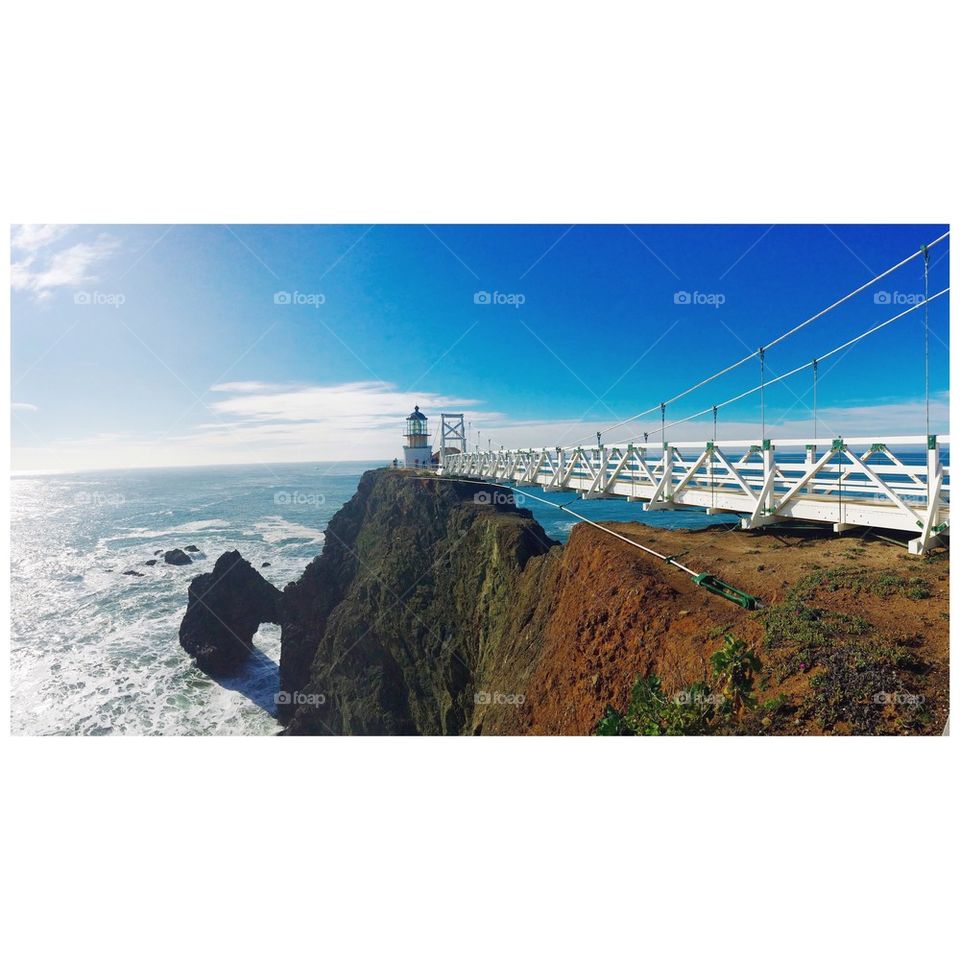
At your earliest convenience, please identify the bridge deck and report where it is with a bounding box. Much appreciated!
[441,435,950,553]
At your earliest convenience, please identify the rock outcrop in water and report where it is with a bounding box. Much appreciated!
[179,550,283,675]
[164,548,193,566]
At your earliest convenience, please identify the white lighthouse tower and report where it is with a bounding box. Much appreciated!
[402,405,433,469]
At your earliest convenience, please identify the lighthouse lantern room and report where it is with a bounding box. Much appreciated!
[402,405,433,468]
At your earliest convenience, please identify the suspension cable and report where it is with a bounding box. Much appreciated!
[759,347,766,441]
[711,406,717,509]
[812,359,818,443]
[412,474,760,608]
[565,230,949,448]
[413,475,699,574]
[630,286,949,441]
[923,244,930,437]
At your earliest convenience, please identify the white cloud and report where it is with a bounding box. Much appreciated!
[12,402,39,413]
[11,232,120,301]
[208,380,485,425]
[209,381,275,393]
[11,224,73,252]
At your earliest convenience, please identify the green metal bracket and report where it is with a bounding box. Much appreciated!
[749,444,761,454]
[832,437,845,452]
[805,444,817,451]
[693,573,758,610]
[870,443,886,452]
[928,435,937,450]
[626,444,634,453]
[762,439,772,451]
[706,441,715,451]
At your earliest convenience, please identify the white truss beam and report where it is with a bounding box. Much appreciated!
[439,434,951,554]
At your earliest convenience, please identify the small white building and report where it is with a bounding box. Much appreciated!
[402,405,433,468]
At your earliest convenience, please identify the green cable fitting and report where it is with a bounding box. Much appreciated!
[693,573,758,610]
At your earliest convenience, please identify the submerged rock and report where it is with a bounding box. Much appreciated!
[122,569,145,577]
[179,550,283,675]
[185,545,200,552]
[143,559,158,566]
[261,561,271,567]
[164,548,192,566]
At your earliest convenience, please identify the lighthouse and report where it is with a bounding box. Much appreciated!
[402,405,433,468]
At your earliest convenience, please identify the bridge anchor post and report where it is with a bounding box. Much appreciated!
[909,435,948,555]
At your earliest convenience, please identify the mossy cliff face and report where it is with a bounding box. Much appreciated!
[279,470,557,734]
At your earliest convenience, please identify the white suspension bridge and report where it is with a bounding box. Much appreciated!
[436,233,950,555]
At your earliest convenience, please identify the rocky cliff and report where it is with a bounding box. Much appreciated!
[180,468,949,735]
[278,470,557,733]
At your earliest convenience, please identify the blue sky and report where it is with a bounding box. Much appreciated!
[11,223,949,471]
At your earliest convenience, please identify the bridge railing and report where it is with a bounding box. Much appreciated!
[441,435,950,554]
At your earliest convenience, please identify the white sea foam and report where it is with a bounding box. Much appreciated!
[110,518,231,542]
[250,516,326,545]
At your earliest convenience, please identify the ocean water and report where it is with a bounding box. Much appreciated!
[9,461,745,736]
